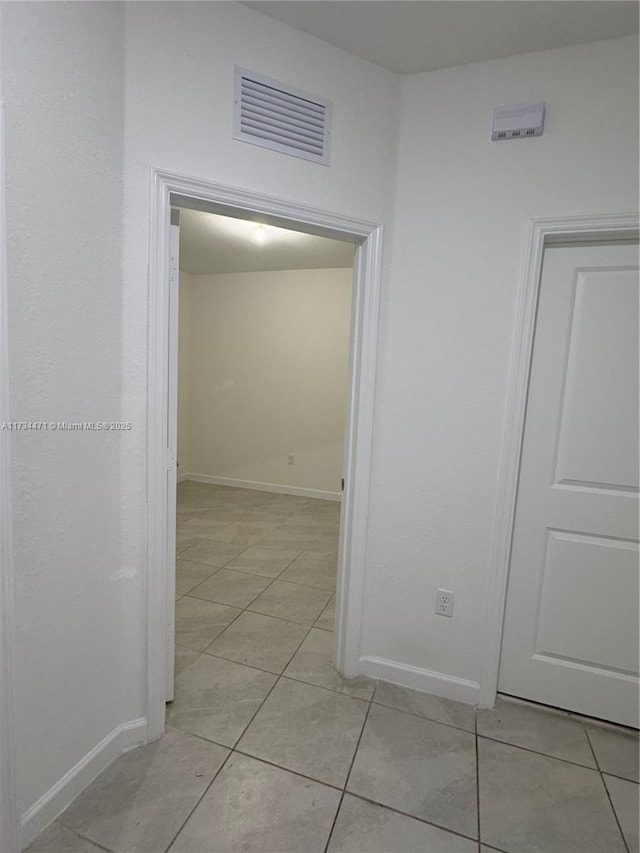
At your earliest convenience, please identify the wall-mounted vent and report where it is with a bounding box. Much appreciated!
[491,102,545,141]
[233,67,331,166]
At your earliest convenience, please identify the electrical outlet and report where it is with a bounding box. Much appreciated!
[435,589,455,617]
[287,454,295,465]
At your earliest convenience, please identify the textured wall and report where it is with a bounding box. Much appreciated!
[1,1,131,817]
[365,35,639,688]
[119,0,399,745]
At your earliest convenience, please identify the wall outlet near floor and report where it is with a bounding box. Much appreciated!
[287,454,295,465]
[435,589,455,617]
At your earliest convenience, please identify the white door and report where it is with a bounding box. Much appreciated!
[499,241,639,727]
[165,212,180,702]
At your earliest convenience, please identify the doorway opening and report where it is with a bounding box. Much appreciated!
[146,171,383,739]
[171,206,355,701]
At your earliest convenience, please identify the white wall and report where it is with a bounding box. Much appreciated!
[180,268,352,495]
[364,35,639,694]
[0,0,139,835]
[120,0,399,761]
[0,4,399,837]
[177,271,192,480]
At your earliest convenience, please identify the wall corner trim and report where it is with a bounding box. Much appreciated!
[360,655,480,706]
[478,210,640,711]
[20,717,147,849]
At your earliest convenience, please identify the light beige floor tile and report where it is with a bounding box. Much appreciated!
[478,737,626,853]
[58,729,228,853]
[291,508,340,526]
[285,629,374,699]
[587,724,640,781]
[225,544,302,577]
[24,823,104,853]
[182,508,252,526]
[327,794,477,853]
[206,611,308,674]
[175,596,240,651]
[245,509,297,524]
[315,595,335,631]
[279,551,337,590]
[167,654,276,746]
[205,521,280,545]
[175,533,203,556]
[373,681,476,732]
[178,539,248,568]
[347,703,477,837]
[175,558,217,595]
[248,580,332,625]
[477,697,595,766]
[238,678,367,787]
[604,773,639,852]
[174,644,200,676]
[259,526,337,551]
[189,569,272,608]
[170,753,340,853]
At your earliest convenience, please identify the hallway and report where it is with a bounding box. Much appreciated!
[24,485,638,853]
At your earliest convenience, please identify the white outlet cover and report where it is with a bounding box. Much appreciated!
[436,589,455,617]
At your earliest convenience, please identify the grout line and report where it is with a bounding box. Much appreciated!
[476,732,607,771]
[342,695,373,793]
[343,791,482,845]
[199,621,314,680]
[69,827,115,853]
[163,748,235,853]
[231,748,344,793]
[279,671,374,701]
[322,790,345,853]
[585,726,631,853]
[323,690,375,853]
[369,697,476,735]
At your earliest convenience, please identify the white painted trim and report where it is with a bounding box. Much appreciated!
[20,718,147,849]
[0,101,19,853]
[478,211,640,710]
[147,169,383,737]
[181,473,341,502]
[361,655,480,706]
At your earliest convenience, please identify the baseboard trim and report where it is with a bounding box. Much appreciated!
[177,471,188,484]
[182,473,342,502]
[20,717,147,848]
[360,655,480,706]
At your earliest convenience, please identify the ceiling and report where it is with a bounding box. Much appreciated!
[178,208,355,275]
[245,1,638,75]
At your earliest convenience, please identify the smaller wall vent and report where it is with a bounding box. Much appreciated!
[233,67,331,166]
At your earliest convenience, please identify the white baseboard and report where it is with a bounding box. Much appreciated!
[20,717,147,848]
[177,471,188,484]
[360,655,480,706]
[182,473,342,502]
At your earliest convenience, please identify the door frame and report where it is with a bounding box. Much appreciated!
[0,101,19,853]
[146,168,384,739]
[478,210,639,709]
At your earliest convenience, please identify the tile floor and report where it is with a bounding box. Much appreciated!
[27,483,639,853]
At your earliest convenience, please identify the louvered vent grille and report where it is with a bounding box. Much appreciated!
[234,68,331,166]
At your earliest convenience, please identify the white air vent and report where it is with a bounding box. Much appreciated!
[233,67,331,166]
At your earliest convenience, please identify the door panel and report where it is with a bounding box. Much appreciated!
[499,242,639,726]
